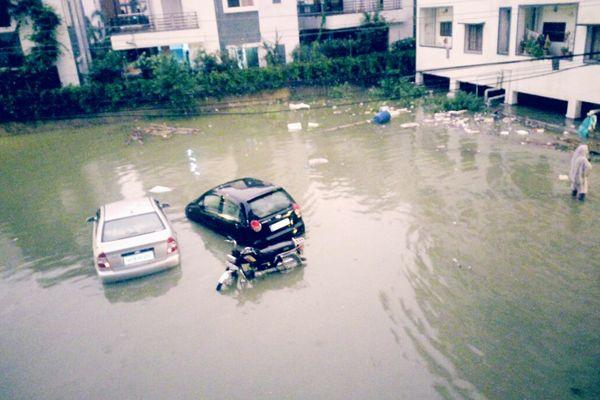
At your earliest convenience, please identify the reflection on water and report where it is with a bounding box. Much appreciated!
[0,105,598,400]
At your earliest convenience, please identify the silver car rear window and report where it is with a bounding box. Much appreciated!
[249,190,292,218]
[102,212,165,242]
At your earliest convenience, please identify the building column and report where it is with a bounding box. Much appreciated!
[415,72,424,85]
[447,79,459,98]
[566,99,582,119]
[505,89,518,105]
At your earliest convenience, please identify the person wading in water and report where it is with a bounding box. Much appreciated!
[569,144,592,201]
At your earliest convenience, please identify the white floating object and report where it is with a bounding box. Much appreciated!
[558,174,569,181]
[516,130,529,136]
[500,131,510,136]
[186,149,193,156]
[308,158,329,166]
[536,128,545,133]
[563,130,569,135]
[483,117,494,124]
[400,122,420,128]
[289,102,310,110]
[307,122,320,129]
[149,185,172,194]
[436,145,446,150]
[448,110,467,115]
[287,122,302,132]
[464,128,480,134]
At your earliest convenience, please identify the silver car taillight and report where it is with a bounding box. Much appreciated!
[167,237,178,254]
[97,253,111,269]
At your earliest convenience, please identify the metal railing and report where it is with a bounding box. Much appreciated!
[298,0,402,15]
[108,12,198,35]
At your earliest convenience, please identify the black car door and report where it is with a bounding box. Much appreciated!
[198,193,223,230]
[219,198,243,238]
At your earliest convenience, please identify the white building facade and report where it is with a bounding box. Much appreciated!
[297,0,414,46]
[102,0,300,66]
[416,0,600,119]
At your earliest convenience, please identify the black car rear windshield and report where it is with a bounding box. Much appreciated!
[248,190,293,218]
[102,212,165,242]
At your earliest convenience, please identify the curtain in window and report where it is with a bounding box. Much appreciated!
[466,24,483,52]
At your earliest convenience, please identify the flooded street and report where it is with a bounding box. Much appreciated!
[0,104,598,399]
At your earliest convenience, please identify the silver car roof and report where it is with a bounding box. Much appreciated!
[103,197,156,221]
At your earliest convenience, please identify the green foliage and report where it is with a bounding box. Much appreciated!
[329,82,355,99]
[149,55,197,112]
[519,34,548,58]
[9,0,61,72]
[89,51,124,83]
[424,91,485,113]
[194,50,239,74]
[372,77,426,106]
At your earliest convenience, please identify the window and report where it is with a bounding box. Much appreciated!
[273,0,281,3]
[102,213,165,242]
[227,0,254,7]
[440,21,452,37]
[543,22,566,42]
[586,25,600,62]
[465,24,483,53]
[249,190,293,218]
[229,46,259,68]
[420,7,453,48]
[0,0,10,27]
[0,32,23,68]
[221,199,241,222]
[203,194,221,214]
[497,8,511,55]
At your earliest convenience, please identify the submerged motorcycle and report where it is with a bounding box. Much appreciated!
[216,237,306,291]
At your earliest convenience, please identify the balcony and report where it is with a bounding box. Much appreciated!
[108,12,199,35]
[298,0,402,16]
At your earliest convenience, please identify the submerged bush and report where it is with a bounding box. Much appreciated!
[424,91,485,113]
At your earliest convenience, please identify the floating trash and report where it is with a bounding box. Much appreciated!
[287,122,302,132]
[500,131,510,136]
[400,122,420,128]
[558,174,569,181]
[149,186,172,194]
[289,103,310,110]
[307,122,320,129]
[516,130,529,136]
[308,158,329,166]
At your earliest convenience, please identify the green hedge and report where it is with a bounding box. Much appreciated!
[0,42,418,121]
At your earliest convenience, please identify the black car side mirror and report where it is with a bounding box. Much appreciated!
[161,203,171,209]
[86,216,97,223]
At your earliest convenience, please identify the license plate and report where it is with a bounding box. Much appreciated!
[269,218,290,232]
[123,250,154,265]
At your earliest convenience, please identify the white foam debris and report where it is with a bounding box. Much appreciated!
[483,117,494,124]
[287,122,302,132]
[500,131,510,136]
[558,174,569,181]
[149,186,172,194]
[517,130,529,136]
[448,110,467,116]
[400,122,420,128]
[289,102,310,110]
[563,130,569,135]
[536,128,545,133]
[307,122,320,129]
[464,127,480,134]
[308,158,329,166]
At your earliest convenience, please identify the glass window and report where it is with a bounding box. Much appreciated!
[249,190,293,218]
[497,8,511,55]
[203,194,221,214]
[221,199,241,222]
[465,24,483,53]
[102,213,165,242]
[246,47,259,68]
[543,22,566,42]
[588,26,600,61]
[227,0,253,7]
[440,21,452,37]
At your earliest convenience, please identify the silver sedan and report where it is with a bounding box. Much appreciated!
[87,197,180,283]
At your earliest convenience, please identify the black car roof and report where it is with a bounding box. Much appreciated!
[211,178,281,204]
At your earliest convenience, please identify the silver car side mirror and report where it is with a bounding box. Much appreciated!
[86,216,97,223]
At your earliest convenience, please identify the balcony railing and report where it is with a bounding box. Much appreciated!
[298,0,402,16]
[108,12,198,35]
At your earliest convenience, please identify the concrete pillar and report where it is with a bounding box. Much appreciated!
[415,72,424,85]
[505,90,519,105]
[566,99,582,119]
[447,79,459,98]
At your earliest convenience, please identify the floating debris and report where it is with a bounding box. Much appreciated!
[516,130,529,136]
[149,186,172,194]
[128,124,201,143]
[558,174,569,181]
[289,102,310,110]
[400,122,420,128]
[307,122,320,129]
[500,131,510,136]
[483,117,494,124]
[464,127,480,134]
[287,122,302,132]
[321,120,370,133]
[308,158,329,166]
[448,110,468,116]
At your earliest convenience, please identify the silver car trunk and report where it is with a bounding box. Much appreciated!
[99,231,170,270]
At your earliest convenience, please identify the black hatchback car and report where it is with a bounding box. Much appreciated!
[185,178,305,246]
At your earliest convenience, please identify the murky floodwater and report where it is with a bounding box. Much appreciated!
[0,103,598,400]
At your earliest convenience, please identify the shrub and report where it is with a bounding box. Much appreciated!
[424,91,485,112]
[88,51,124,83]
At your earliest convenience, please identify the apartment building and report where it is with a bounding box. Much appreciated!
[416,0,600,119]
[0,0,90,86]
[100,0,300,66]
[297,0,414,46]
